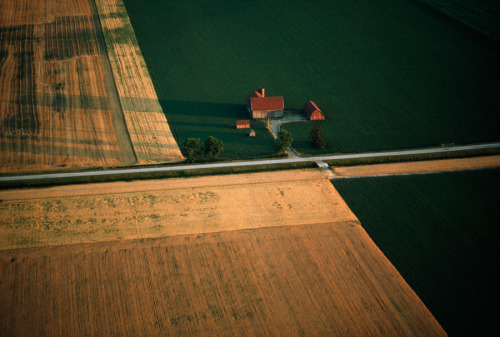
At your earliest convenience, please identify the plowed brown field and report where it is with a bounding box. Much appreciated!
[0,169,446,336]
[94,0,184,164]
[0,0,136,173]
[0,0,182,173]
[0,224,447,337]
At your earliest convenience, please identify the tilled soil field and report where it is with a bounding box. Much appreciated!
[0,0,136,173]
[0,223,446,337]
[94,0,183,164]
[0,0,183,173]
[0,169,446,336]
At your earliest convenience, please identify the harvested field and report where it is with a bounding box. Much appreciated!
[0,0,137,173]
[0,222,446,337]
[94,0,183,164]
[0,169,447,335]
[332,155,500,178]
[0,169,357,250]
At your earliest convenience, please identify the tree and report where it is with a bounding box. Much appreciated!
[181,138,202,163]
[311,121,326,150]
[275,129,293,155]
[203,136,224,159]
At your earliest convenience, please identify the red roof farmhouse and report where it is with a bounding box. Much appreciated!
[303,100,325,120]
[247,88,284,119]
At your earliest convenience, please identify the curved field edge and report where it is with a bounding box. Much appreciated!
[332,169,500,336]
[93,0,184,164]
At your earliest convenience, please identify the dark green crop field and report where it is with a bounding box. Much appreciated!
[123,0,500,158]
[332,169,500,337]
[420,0,500,40]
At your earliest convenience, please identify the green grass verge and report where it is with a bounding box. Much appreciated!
[332,169,500,337]
[0,162,316,189]
[123,0,500,158]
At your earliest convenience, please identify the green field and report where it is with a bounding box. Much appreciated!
[123,0,500,158]
[332,169,500,337]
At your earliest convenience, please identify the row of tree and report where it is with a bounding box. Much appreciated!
[180,122,326,162]
[275,121,326,155]
[181,136,224,163]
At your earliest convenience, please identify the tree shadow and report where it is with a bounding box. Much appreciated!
[158,99,276,159]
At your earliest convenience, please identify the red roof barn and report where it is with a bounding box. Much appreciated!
[247,88,284,119]
[303,100,325,120]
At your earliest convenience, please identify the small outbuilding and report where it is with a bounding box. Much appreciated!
[303,100,325,120]
[236,120,251,129]
[249,129,256,137]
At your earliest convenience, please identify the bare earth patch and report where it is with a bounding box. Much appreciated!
[332,155,500,178]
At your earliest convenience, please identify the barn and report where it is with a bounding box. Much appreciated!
[250,96,284,119]
[303,100,325,120]
[236,120,250,129]
[247,88,284,119]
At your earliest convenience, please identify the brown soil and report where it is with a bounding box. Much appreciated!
[0,221,446,337]
[0,0,137,173]
[332,155,500,178]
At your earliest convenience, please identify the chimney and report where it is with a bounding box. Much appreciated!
[259,88,265,97]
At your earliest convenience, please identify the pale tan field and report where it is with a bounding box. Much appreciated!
[332,155,500,178]
[0,170,356,250]
[0,222,446,337]
[0,0,137,173]
[94,0,184,164]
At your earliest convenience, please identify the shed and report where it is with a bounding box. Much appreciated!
[249,129,256,137]
[303,100,325,120]
[236,120,250,129]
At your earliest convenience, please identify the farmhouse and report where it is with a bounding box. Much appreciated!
[236,120,250,129]
[247,88,284,119]
[303,100,325,120]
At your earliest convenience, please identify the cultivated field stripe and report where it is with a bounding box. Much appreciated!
[93,0,184,164]
[0,0,136,173]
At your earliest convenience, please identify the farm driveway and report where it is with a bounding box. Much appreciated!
[267,111,307,158]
